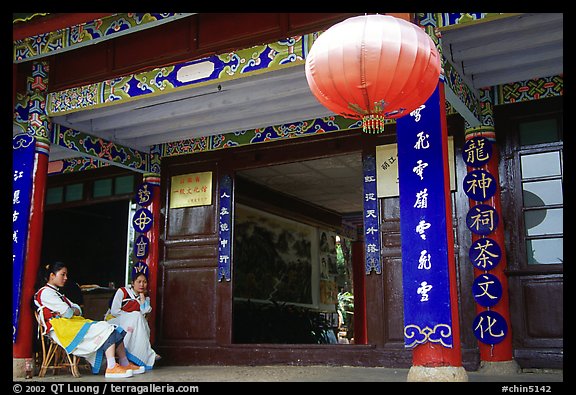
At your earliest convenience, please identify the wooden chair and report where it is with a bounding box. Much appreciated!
[34,310,81,377]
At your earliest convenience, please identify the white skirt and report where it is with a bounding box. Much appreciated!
[107,311,157,370]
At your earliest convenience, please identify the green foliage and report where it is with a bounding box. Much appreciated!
[338,291,354,321]
[337,291,354,340]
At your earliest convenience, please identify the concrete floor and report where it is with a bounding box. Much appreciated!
[15,364,563,383]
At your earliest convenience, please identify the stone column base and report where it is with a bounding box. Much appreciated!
[407,365,469,382]
[478,360,520,375]
[13,358,28,379]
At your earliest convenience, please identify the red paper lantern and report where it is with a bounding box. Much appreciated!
[305,14,441,134]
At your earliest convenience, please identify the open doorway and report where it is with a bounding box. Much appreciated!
[40,199,134,319]
[232,153,362,344]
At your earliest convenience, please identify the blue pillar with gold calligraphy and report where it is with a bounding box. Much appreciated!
[396,79,464,373]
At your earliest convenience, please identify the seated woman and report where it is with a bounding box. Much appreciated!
[104,263,158,371]
[34,261,142,378]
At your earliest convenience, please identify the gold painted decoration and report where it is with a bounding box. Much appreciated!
[170,171,213,208]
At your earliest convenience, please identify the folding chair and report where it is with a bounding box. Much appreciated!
[34,310,81,377]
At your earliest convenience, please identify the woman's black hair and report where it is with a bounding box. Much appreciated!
[131,271,148,283]
[32,261,69,311]
[130,262,149,283]
[36,261,67,288]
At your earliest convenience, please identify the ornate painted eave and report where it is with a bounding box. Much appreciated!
[13,13,50,24]
[160,115,364,158]
[51,124,150,173]
[442,61,482,127]
[42,13,525,121]
[418,13,483,127]
[45,34,314,117]
[40,15,490,134]
[13,13,195,63]
[14,12,563,175]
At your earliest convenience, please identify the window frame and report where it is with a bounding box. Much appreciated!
[45,167,140,210]
[498,99,563,274]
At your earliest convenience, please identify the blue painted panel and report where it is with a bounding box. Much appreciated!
[12,134,35,342]
[397,83,454,349]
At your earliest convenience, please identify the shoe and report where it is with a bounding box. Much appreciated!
[155,354,162,361]
[105,363,133,378]
[125,362,145,374]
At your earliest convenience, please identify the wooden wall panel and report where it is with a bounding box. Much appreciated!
[159,158,221,347]
[287,13,357,33]
[364,195,405,348]
[44,13,362,92]
[365,273,386,346]
[160,266,217,342]
[113,18,192,71]
[511,275,563,346]
[379,197,405,347]
[197,13,281,50]
[51,41,111,87]
[523,278,563,340]
[383,257,405,344]
[164,242,217,262]
[166,200,216,238]
[508,274,563,368]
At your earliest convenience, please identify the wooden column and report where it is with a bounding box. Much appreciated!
[462,86,516,373]
[143,160,161,344]
[465,124,515,364]
[13,61,50,367]
[351,240,367,344]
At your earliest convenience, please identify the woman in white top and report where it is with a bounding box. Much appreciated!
[34,262,141,378]
[105,264,158,371]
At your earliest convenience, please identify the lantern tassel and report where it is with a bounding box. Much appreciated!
[362,114,386,134]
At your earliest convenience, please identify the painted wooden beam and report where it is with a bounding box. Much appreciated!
[51,124,150,173]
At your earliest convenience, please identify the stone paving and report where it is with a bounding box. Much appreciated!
[14,364,563,383]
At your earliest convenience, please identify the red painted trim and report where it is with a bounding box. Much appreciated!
[439,81,463,366]
[412,81,463,367]
[13,64,17,110]
[469,148,514,361]
[145,183,161,345]
[13,152,49,358]
[13,13,114,41]
[352,241,367,344]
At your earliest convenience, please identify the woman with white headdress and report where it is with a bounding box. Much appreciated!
[104,262,159,371]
